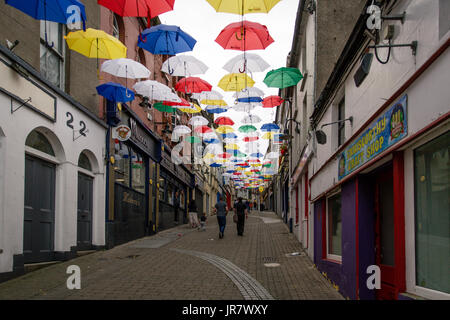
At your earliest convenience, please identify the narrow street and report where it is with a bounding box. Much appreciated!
[0,211,342,300]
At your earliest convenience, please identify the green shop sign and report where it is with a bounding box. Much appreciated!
[338,94,407,180]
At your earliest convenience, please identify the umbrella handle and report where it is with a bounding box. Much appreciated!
[139,33,147,43]
[235,30,244,41]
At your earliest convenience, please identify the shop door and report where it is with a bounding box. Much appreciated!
[374,168,396,299]
[77,173,93,250]
[23,155,55,263]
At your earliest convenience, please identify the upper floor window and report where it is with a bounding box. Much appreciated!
[338,97,345,147]
[112,14,125,43]
[40,21,64,88]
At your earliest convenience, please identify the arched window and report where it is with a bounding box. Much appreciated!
[78,152,92,171]
[25,130,55,156]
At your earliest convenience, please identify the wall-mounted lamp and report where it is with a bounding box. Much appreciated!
[315,116,353,145]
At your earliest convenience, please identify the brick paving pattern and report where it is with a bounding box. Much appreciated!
[0,211,343,300]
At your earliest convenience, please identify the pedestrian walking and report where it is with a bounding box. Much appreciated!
[214,195,228,239]
[199,212,207,231]
[234,197,248,236]
[249,201,253,212]
[188,199,200,228]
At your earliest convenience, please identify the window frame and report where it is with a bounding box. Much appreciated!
[325,189,343,262]
[337,97,345,147]
[40,21,65,89]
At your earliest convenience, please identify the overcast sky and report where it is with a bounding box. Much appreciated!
[160,0,299,156]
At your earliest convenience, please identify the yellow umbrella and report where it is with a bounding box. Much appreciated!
[216,125,235,134]
[262,132,275,139]
[216,158,228,164]
[218,73,255,92]
[206,0,281,15]
[203,153,215,159]
[225,143,239,150]
[179,104,202,113]
[65,28,127,76]
[200,99,228,106]
[250,163,262,167]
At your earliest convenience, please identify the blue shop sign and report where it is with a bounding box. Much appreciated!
[338,94,407,180]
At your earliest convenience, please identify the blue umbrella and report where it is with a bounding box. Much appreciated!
[261,123,280,132]
[138,24,197,55]
[221,132,238,139]
[96,82,135,103]
[210,163,222,168]
[250,152,264,158]
[205,107,228,114]
[204,138,220,144]
[237,97,263,103]
[5,0,87,46]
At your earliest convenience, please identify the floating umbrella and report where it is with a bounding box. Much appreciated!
[194,125,213,134]
[233,102,257,113]
[161,55,208,76]
[178,104,202,114]
[204,138,220,144]
[201,99,227,106]
[218,73,255,92]
[217,152,232,159]
[216,126,234,134]
[243,136,259,142]
[172,125,192,141]
[223,137,238,143]
[242,114,262,124]
[225,143,239,150]
[238,125,257,133]
[263,67,304,89]
[153,102,176,113]
[260,123,280,131]
[250,152,264,158]
[96,82,135,103]
[265,151,279,158]
[175,77,212,93]
[221,132,238,139]
[234,87,264,98]
[205,106,229,114]
[262,95,284,108]
[133,80,179,102]
[210,163,222,168]
[215,116,234,126]
[65,28,127,75]
[138,24,197,55]
[101,58,150,93]
[205,0,281,14]
[164,98,190,107]
[189,115,209,126]
[98,0,174,19]
[215,21,274,51]
[191,90,223,101]
[6,0,87,47]
[223,53,270,73]
[262,132,275,139]
[237,96,263,103]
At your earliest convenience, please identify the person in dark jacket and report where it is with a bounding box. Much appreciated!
[214,195,228,239]
[234,197,248,236]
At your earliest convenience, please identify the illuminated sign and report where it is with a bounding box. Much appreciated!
[338,94,407,180]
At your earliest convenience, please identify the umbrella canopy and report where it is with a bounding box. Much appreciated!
[153,102,176,113]
[205,0,281,14]
[217,152,232,159]
[175,77,212,93]
[225,143,240,150]
[215,21,274,51]
[215,116,234,126]
[161,55,208,76]
[189,116,209,126]
[262,95,284,108]
[260,123,280,131]
[200,99,227,106]
[172,125,191,135]
[178,104,202,113]
[204,138,220,144]
[133,80,179,101]
[101,58,150,79]
[234,87,264,98]
[239,125,257,133]
[191,90,223,101]
[250,152,264,158]
[263,67,304,89]
[216,126,234,134]
[265,152,279,159]
[205,106,229,114]
[96,82,134,103]
[138,24,197,55]
[65,28,127,60]
[218,73,255,92]
[242,114,262,124]
[223,53,270,73]
[232,102,257,113]
[210,163,223,168]
[164,97,190,107]
[237,96,263,103]
[98,0,174,18]
[194,125,213,134]
[243,136,259,142]
[262,132,275,139]
[221,132,238,139]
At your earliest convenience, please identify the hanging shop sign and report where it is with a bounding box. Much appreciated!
[290,145,312,186]
[338,94,408,180]
[112,125,131,141]
[128,117,158,159]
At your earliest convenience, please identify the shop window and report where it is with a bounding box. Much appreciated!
[114,143,130,187]
[78,152,92,171]
[159,178,166,201]
[167,183,174,205]
[326,191,342,261]
[180,190,185,209]
[414,131,449,293]
[131,150,145,194]
[25,130,55,156]
[40,21,64,88]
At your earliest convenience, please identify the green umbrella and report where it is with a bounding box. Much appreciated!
[153,102,176,113]
[263,67,303,89]
[238,125,257,133]
[186,136,201,143]
[263,163,272,168]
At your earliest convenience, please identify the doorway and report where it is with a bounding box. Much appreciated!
[77,172,93,250]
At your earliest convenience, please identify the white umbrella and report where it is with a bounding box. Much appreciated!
[101,58,150,79]
[205,105,230,113]
[189,115,209,126]
[133,80,180,102]
[232,102,257,112]
[242,114,262,124]
[222,137,238,143]
[171,125,192,142]
[191,90,223,101]
[233,87,265,99]
[265,152,280,159]
[161,55,208,76]
[223,53,270,73]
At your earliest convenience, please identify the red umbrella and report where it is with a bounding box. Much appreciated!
[248,159,261,163]
[262,95,284,108]
[217,152,232,159]
[175,77,212,93]
[163,97,190,106]
[215,116,234,126]
[215,21,274,51]
[194,125,213,134]
[233,172,242,175]
[243,136,259,142]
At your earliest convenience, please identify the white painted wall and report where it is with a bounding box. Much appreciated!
[0,53,106,274]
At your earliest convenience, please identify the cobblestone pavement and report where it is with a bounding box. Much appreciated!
[0,211,343,300]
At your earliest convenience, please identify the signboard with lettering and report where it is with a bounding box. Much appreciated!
[338,94,407,180]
